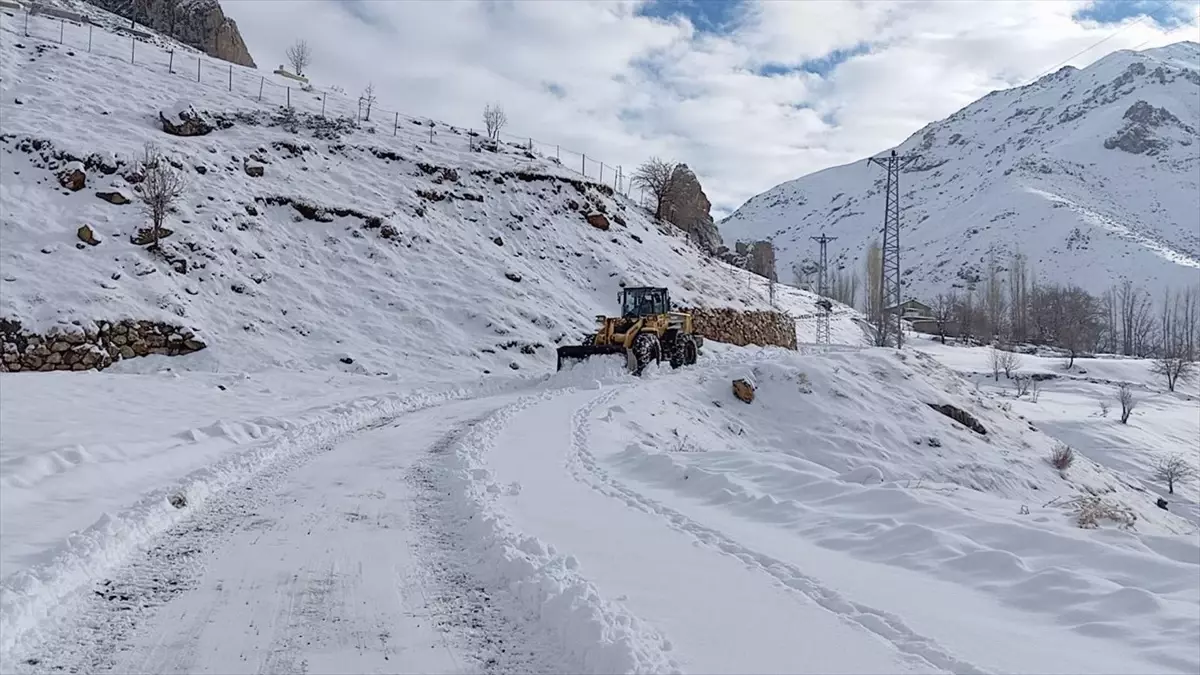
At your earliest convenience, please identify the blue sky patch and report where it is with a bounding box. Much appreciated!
[636,0,749,34]
[1073,0,1195,28]
[757,42,871,78]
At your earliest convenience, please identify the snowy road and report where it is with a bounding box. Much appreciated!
[5,393,566,675]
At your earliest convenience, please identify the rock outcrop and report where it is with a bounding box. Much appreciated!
[1103,100,1195,156]
[91,0,256,68]
[680,307,796,350]
[663,164,722,253]
[0,318,206,372]
[717,240,777,281]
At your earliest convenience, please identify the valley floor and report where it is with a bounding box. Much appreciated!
[1,344,1197,674]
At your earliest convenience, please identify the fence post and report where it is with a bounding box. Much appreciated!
[196,57,201,82]
[23,9,28,36]
[287,86,291,108]
[556,145,560,161]
[393,112,398,136]
[59,18,63,44]
[600,163,604,182]
[258,76,264,102]
[130,37,135,64]
[581,154,586,176]
[320,92,326,118]
[428,121,434,143]
[168,50,173,73]
[228,64,232,91]
[88,25,92,52]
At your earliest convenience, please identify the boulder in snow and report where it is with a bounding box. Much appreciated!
[732,378,755,404]
[159,101,213,137]
[59,162,86,191]
[243,160,264,178]
[76,225,100,246]
[95,188,132,205]
[505,271,522,283]
[586,213,610,230]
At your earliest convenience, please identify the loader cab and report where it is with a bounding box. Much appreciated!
[619,287,670,318]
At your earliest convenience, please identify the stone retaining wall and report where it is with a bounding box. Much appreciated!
[0,318,206,372]
[681,307,797,351]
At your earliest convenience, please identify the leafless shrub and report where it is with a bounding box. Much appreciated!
[1014,375,1032,397]
[1097,399,1110,417]
[140,143,185,249]
[1116,383,1136,424]
[1029,378,1041,403]
[285,38,311,76]
[1049,442,1075,471]
[992,347,1021,379]
[483,103,507,140]
[358,82,376,121]
[1153,454,1197,494]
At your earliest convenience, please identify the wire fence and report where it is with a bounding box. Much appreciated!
[5,8,651,202]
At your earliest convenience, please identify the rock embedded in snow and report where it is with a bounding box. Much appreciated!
[242,160,264,178]
[732,378,755,404]
[94,188,131,205]
[58,162,85,191]
[586,213,610,231]
[76,225,100,246]
[159,103,214,137]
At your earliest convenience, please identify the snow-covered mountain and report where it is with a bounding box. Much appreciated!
[720,41,1200,303]
[0,4,848,379]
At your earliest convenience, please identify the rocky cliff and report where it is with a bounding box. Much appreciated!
[663,164,722,253]
[88,0,256,67]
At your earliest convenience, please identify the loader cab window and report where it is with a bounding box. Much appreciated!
[620,288,669,317]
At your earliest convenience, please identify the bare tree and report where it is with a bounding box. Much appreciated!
[983,246,1006,340]
[286,39,311,76]
[630,157,681,220]
[1153,454,1196,494]
[864,240,884,344]
[1116,280,1155,356]
[1008,250,1029,343]
[483,103,507,141]
[955,287,978,344]
[1116,382,1136,424]
[830,269,859,307]
[1014,375,1032,397]
[139,143,185,249]
[932,292,956,344]
[989,346,1004,381]
[358,82,376,121]
[1155,285,1199,392]
[1028,377,1041,402]
[1000,347,1021,378]
[1152,355,1196,393]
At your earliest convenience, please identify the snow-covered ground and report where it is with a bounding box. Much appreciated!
[1,5,1197,675]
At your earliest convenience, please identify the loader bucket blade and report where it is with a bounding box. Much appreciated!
[556,345,626,371]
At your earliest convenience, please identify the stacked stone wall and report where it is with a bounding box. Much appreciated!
[0,318,206,372]
[680,307,797,350]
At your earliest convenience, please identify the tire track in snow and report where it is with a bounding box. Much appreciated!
[566,386,990,675]
[2,410,401,675]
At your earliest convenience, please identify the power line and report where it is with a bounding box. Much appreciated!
[1026,1,1176,84]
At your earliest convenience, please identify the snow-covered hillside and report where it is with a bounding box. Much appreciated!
[0,8,850,379]
[721,41,1200,301]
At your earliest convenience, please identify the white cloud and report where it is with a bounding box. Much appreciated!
[224,0,1200,221]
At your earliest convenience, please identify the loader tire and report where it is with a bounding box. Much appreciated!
[670,334,698,368]
[629,333,660,376]
[682,334,698,366]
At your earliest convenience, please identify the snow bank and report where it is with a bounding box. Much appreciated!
[444,391,679,674]
[585,348,1200,673]
[0,374,539,661]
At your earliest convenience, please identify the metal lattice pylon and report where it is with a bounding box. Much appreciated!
[811,234,837,346]
[867,150,915,348]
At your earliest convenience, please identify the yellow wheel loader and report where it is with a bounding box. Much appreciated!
[556,287,702,375]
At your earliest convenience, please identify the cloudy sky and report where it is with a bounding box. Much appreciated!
[225,0,1200,219]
